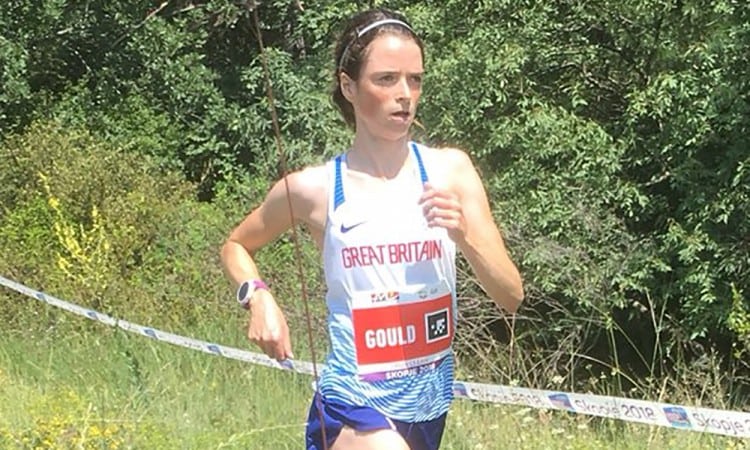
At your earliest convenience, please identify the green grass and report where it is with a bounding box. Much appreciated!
[1,314,748,449]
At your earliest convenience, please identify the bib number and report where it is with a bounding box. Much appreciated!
[351,284,453,382]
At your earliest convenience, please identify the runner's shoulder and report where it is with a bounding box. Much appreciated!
[284,164,328,203]
[417,144,475,178]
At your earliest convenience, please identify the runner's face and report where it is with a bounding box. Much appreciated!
[344,34,423,140]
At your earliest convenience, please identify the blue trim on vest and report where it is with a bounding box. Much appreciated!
[334,143,428,210]
[411,142,429,184]
[333,155,345,211]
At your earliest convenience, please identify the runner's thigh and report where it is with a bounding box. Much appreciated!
[330,426,410,450]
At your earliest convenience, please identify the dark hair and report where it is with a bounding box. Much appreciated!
[331,8,424,129]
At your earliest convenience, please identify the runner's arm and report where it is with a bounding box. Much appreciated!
[220,174,303,360]
[221,175,297,287]
[446,150,524,313]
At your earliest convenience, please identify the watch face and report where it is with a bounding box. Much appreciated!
[237,281,251,303]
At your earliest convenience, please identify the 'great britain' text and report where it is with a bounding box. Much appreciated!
[341,240,443,268]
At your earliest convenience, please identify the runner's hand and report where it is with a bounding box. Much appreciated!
[246,291,293,362]
[420,182,467,243]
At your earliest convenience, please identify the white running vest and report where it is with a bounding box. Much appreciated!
[318,141,457,422]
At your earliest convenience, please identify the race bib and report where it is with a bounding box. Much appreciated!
[351,283,454,382]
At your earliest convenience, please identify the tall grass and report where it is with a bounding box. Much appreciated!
[1,303,747,450]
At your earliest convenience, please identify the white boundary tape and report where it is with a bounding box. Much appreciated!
[2,274,749,439]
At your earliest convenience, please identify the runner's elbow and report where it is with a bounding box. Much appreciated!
[220,239,248,267]
[495,284,524,314]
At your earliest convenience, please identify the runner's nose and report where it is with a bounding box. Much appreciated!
[397,76,410,101]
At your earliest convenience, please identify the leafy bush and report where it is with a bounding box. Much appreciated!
[0,122,227,330]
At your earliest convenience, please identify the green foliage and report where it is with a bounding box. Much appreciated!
[0,122,230,330]
[617,2,750,347]
[0,387,172,449]
[43,174,113,300]
[0,35,31,133]
[1,0,352,195]
[50,86,185,173]
[727,284,750,361]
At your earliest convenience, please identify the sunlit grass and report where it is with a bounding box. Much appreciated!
[1,317,748,449]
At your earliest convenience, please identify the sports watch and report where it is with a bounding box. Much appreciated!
[236,279,269,309]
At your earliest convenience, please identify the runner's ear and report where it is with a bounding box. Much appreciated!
[340,72,356,102]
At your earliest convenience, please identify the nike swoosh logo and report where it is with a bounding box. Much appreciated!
[340,221,366,233]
